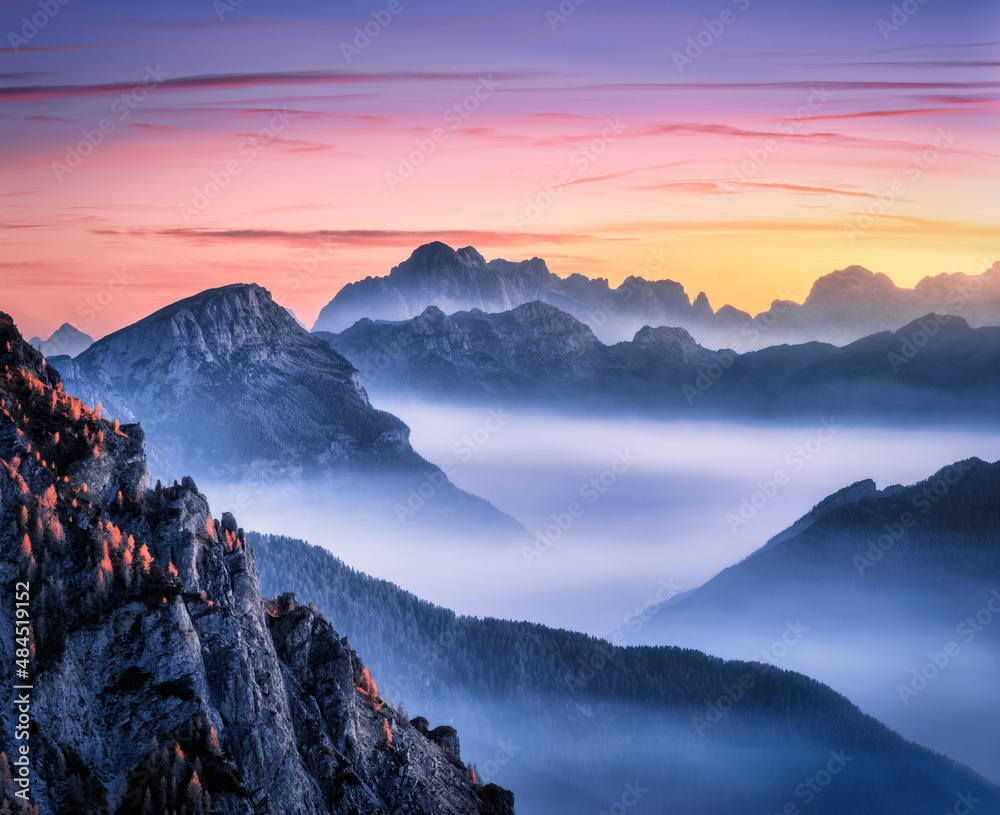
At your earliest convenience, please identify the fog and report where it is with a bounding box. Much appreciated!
[198,403,1000,786]
[363,402,1000,628]
[202,404,1000,638]
[647,595,1000,783]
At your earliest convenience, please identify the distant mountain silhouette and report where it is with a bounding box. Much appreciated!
[29,322,93,358]
[311,242,1000,348]
[318,301,719,402]
[648,457,1000,781]
[318,302,1000,423]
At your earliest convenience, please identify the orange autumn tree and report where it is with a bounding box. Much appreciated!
[137,543,154,573]
[355,667,384,711]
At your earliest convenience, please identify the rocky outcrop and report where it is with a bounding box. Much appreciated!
[0,312,513,815]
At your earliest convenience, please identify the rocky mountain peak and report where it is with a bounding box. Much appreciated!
[893,313,972,337]
[691,292,714,318]
[0,313,514,815]
[503,300,595,333]
[631,324,698,348]
[455,246,487,266]
[55,284,430,479]
[28,324,94,360]
[628,324,716,367]
[104,282,302,366]
[805,265,901,306]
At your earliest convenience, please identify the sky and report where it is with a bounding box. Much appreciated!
[1,0,998,341]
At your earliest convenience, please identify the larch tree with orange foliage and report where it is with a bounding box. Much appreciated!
[137,544,153,573]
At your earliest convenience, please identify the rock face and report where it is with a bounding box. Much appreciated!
[311,242,1000,348]
[0,313,513,815]
[28,324,94,359]
[51,284,434,479]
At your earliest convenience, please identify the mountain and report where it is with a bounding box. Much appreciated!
[0,311,514,815]
[28,324,93,359]
[47,284,521,538]
[310,242,1000,348]
[750,263,1000,348]
[248,531,1000,815]
[311,242,735,346]
[52,284,421,476]
[318,303,1000,423]
[645,458,1000,782]
[316,301,723,404]
[698,314,1000,421]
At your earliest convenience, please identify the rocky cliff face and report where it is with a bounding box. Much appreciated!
[52,284,432,480]
[0,312,513,815]
[311,242,1000,349]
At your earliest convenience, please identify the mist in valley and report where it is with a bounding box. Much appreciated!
[354,402,1000,629]
[197,402,1000,785]
[195,401,1000,635]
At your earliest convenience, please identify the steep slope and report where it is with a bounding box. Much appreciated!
[646,458,1000,781]
[53,284,421,476]
[249,531,1000,815]
[658,457,1000,611]
[47,284,522,538]
[28,324,94,359]
[311,242,1000,348]
[0,311,513,815]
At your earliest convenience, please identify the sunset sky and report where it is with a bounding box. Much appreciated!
[1,0,998,340]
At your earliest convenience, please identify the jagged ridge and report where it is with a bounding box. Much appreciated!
[0,312,513,815]
[311,243,1000,348]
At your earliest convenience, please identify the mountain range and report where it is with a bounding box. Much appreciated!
[318,300,1000,423]
[248,523,1000,815]
[10,251,1000,812]
[0,311,514,815]
[311,242,1000,349]
[318,301,718,404]
[48,284,520,539]
[647,458,1000,781]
